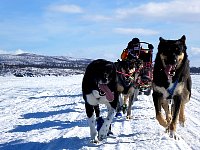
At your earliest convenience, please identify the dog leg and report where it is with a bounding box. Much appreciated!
[127,94,134,119]
[88,114,98,142]
[169,95,181,139]
[122,95,128,114]
[156,112,168,128]
[133,87,139,101]
[98,105,115,140]
[179,103,185,127]
[85,103,98,142]
[116,93,123,114]
[126,87,135,119]
[153,92,168,127]
[127,87,139,119]
[161,100,172,125]
[94,105,100,119]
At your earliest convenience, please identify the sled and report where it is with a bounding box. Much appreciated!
[122,41,154,95]
[137,42,153,95]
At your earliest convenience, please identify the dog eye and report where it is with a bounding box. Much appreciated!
[175,48,182,55]
[176,51,182,55]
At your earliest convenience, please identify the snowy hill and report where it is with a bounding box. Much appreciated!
[0,53,92,76]
[0,75,199,150]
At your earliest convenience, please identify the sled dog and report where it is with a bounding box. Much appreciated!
[115,60,141,119]
[152,35,191,139]
[82,59,118,142]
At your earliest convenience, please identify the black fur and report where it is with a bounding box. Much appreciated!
[82,59,118,110]
[82,59,118,141]
[152,35,191,139]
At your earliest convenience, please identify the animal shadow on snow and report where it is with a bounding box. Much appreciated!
[0,137,90,150]
[1,94,91,150]
[3,119,89,150]
[29,93,82,100]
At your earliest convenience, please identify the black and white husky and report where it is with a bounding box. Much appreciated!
[82,59,118,142]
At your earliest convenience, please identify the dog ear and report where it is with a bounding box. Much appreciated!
[159,37,165,42]
[105,63,113,69]
[158,37,166,53]
[180,35,186,44]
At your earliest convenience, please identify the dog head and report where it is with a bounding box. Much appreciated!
[97,63,116,84]
[116,60,137,85]
[91,60,116,101]
[158,35,187,79]
[120,60,135,75]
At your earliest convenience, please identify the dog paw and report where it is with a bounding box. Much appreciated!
[90,132,98,142]
[98,133,107,141]
[169,131,180,140]
[98,121,110,140]
[179,121,185,127]
[90,139,99,144]
[98,130,107,141]
[126,115,133,120]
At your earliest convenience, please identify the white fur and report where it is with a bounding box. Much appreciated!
[86,91,116,141]
[98,106,116,140]
[153,82,184,99]
[86,90,109,106]
[92,90,101,99]
[88,114,98,141]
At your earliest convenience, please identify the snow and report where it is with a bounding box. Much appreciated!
[0,75,200,150]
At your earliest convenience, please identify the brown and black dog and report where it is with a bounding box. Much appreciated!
[115,59,141,119]
[152,35,192,139]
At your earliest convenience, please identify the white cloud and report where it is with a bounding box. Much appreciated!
[84,15,112,22]
[115,0,200,22]
[114,27,159,35]
[191,47,200,55]
[15,49,27,54]
[48,4,83,14]
[0,49,27,55]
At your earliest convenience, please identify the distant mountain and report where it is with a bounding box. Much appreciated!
[0,53,92,77]
[1,53,198,77]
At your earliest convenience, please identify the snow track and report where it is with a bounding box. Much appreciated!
[0,75,199,150]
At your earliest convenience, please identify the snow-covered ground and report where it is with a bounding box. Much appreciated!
[0,75,200,150]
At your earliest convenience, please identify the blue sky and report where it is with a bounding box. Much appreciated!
[0,0,200,66]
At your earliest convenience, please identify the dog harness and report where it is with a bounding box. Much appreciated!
[167,79,178,98]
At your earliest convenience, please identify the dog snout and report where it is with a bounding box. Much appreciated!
[166,54,177,65]
[172,54,177,64]
[174,58,177,64]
